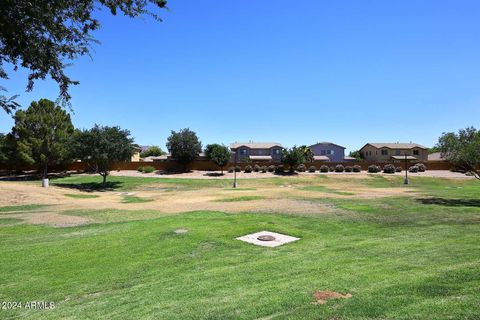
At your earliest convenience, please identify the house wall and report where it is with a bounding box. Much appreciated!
[232,147,283,162]
[310,144,345,162]
[360,145,428,162]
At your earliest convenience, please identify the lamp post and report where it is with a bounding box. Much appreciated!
[233,152,238,188]
[404,154,409,185]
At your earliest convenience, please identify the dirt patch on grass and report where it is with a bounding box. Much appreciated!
[313,291,352,304]
[18,212,90,227]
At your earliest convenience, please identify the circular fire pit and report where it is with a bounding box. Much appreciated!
[257,235,276,241]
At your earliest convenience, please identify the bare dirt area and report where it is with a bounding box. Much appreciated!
[313,291,353,305]
[0,173,426,227]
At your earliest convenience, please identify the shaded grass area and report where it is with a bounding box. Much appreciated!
[0,217,22,225]
[0,210,479,319]
[0,204,48,214]
[215,196,265,202]
[64,193,100,199]
[121,196,154,204]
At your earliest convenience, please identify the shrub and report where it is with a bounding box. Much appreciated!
[353,165,361,172]
[320,165,329,173]
[275,165,284,174]
[297,164,306,172]
[244,165,253,173]
[137,166,155,173]
[267,165,275,172]
[142,166,155,173]
[235,165,241,172]
[308,165,316,173]
[261,166,267,173]
[335,164,345,172]
[416,163,427,172]
[329,166,335,172]
[227,167,235,173]
[395,167,402,173]
[344,166,352,172]
[368,164,380,173]
[383,164,395,174]
[253,164,261,172]
[409,165,419,173]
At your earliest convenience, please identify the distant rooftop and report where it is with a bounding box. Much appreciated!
[365,143,428,149]
[230,142,282,149]
[310,141,345,149]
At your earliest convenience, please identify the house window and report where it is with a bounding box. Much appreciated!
[240,149,247,156]
[326,150,334,155]
[320,150,326,155]
[395,150,401,156]
[381,149,388,156]
[273,149,280,155]
[413,149,419,156]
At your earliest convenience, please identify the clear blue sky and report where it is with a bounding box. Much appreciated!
[1,0,480,153]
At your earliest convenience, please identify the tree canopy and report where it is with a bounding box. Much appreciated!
[437,126,480,180]
[281,146,306,173]
[205,144,231,174]
[348,150,363,160]
[72,125,134,186]
[298,145,314,163]
[140,145,165,158]
[166,128,202,171]
[0,0,167,113]
[10,99,74,178]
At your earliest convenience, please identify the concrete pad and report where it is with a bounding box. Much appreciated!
[236,231,300,247]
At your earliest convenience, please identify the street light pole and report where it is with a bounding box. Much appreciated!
[404,154,409,185]
[233,152,237,188]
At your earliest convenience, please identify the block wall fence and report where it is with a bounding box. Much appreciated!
[0,160,453,172]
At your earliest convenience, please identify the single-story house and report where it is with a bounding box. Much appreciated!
[309,142,346,162]
[230,142,283,162]
[360,143,428,162]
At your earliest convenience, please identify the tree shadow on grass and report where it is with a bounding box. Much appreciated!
[416,198,480,207]
[52,181,123,192]
[0,171,72,181]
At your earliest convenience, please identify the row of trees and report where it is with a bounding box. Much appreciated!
[0,99,135,186]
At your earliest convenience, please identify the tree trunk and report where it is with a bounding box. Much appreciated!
[43,162,48,179]
[102,174,107,188]
[220,166,223,175]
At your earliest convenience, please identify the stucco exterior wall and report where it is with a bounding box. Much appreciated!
[309,143,345,162]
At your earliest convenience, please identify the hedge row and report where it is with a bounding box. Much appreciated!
[227,163,428,174]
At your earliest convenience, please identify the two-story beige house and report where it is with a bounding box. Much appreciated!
[360,143,428,162]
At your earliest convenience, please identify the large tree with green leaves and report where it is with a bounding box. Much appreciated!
[281,146,306,173]
[0,0,167,113]
[140,145,165,158]
[72,125,134,186]
[437,126,480,180]
[166,128,202,171]
[205,144,231,174]
[10,99,74,178]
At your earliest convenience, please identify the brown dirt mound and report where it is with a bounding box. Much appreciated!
[313,291,352,304]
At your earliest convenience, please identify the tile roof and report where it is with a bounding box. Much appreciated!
[365,143,428,149]
[230,142,282,149]
[309,142,346,149]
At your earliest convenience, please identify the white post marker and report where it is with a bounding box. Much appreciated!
[42,178,49,188]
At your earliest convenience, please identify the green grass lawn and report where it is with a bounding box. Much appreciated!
[216,195,265,202]
[64,194,100,199]
[0,175,479,319]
